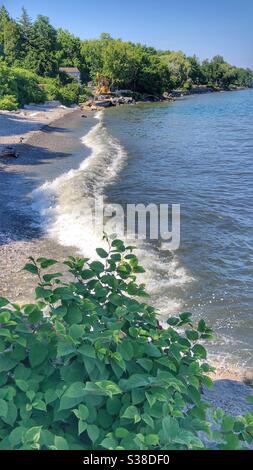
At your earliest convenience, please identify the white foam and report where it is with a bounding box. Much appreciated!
[32,111,127,256]
[32,110,192,315]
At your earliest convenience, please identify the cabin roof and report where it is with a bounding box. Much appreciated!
[59,67,80,73]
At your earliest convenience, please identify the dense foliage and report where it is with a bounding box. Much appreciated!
[0,238,252,450]
[0,4,253,110]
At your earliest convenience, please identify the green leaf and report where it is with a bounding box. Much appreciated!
[66,304,82,324]
[59,395,83,411]
[117,340,134,361]
[9,427,25,447]
[142,413,154,429]
[73,404,89,420]
[120,374,150,391]
[26,305,43,323]
[78,420,87,435]
[82,299,97,311]
[33,400,47,412]
[0,297,9,308]
[45,389,58,405]
[37,258,57,269]
[43,273,62,283]
[221,433,240,450]
[192,344,207,359]
[0,310,11,322]
[87,424,100,443]
[198,319,206,332]
[108,294,122,306]
[57,341,76,357]
[100,437,117,449]
[112,239,125,251]
[29,342,48,368]
[15,379,28,392]
[96,248,108,258]
[0,356,17,373]
[81,269,95,280]
[78,344,96,358]
[2,402,17,426]
[136,358,153,372]
[143,343,162,358]
[23,263,38,275]
[222,415,235,433]
[179,312,192,322]
[54,436,69,450]
[106,397,121,416]
[145,434,159,446]
[115,427,129,438]
[185,329,199,341]
[90,261,104,274]
[63,382,85,399]
[95,380,122,397]
[122,405,140,423]
[155,356,177,372]
[24,426,41,443]
[162,416,180,442]
[0,399,8,419]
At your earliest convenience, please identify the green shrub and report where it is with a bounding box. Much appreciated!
[0,62,46,107]
[41,78,59,101]
[0,94,18,110]
[57,82,81,106]
[0,238,252,450]
[12,68,47,105]
[78,94,88,104]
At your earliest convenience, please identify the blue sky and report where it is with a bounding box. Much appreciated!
[4,0,253,68]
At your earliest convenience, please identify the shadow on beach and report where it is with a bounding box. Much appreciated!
[0,143,74,247]
[0,110,95,247]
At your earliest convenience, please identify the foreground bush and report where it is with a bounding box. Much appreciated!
[0,238,252,450]
[0,94,18,110]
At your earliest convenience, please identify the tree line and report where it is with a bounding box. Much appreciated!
[0,4,253,109]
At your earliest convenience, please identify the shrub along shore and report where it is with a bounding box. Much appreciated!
[0,5,253,110]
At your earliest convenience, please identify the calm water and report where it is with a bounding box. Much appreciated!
[102,90,253,367]
[32,90,253,368]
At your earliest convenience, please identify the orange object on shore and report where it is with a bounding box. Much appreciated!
[95,73,109,95]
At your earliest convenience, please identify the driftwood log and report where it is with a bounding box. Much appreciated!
[0,147,19,158]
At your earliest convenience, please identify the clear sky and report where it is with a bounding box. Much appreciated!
[4,0,253,68]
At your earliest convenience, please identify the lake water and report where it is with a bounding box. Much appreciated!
[14,90,253,369]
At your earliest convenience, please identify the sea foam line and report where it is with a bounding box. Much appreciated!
[32,110,192,315]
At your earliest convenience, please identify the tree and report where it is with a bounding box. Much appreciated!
[161,51,190,89]
[3,19,22,65]
[236,67,253,87]
[24,15,57,76]
[0,5,10,57]
[19,6,32,37]
[187,55,204,85]
[18,7,32,59]
[56,28,81,67]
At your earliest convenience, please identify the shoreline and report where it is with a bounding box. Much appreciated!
[0,99,252,399]
[0,104,95,301]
